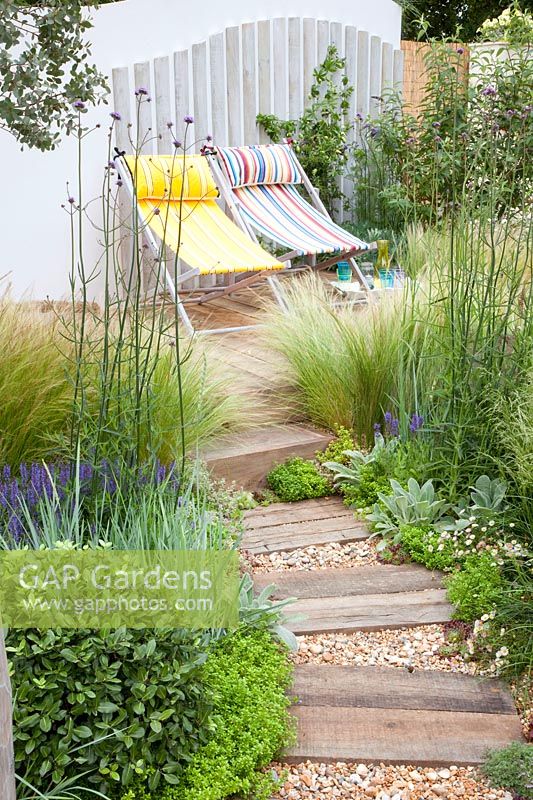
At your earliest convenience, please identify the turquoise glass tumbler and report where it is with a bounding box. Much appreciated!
[378,269,394,288]
[336,261,352,281]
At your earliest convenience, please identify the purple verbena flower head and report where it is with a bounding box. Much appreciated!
[110,111,121,121]
[432,121,441,128]
[68,196,76,205]
[481,85,497,97]
[434,135,443,144]
[206,134,213,142]
[356,112,364,121]
[457,47,465,55]
[167,121,174,129]
[370,126,380,138]
[135,87,149,96]
[152,207,161,215]
[172,139,182,148]
[73,100,86,110]
[184,115,194,124]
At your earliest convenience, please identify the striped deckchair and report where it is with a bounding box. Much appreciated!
[115,153,286,335]
[210,144,373,289]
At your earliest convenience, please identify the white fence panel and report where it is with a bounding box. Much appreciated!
[111,16,404,242]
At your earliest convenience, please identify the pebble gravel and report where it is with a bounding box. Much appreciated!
[291,626,476,674]
[242,540,380,574]
[269,761,513,800]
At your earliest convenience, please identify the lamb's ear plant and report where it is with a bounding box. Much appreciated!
[366,477,461,549]
[468,475,507,515]
[324,432,396,488]
[237,573,299,651]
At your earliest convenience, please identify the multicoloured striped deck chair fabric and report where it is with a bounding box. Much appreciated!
[215,144,370,257]
[117,154,286,335]
[123,155,284,275]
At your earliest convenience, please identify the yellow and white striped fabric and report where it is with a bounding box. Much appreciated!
[124,155,284,275]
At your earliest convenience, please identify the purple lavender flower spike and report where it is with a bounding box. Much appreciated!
[8,514,24,544]
[373,422,381,434]
[2,465,11,481]
[9,479,20,509]
[26,485,37,507]
[390,418,400,437]
[409,414,419,433]
[20,463,28,483]
[384,411,393,425]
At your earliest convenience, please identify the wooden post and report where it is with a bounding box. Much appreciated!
[0,629,15,800]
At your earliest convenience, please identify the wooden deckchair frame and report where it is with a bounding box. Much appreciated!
[208,147,376,293]
[115,154,290,336]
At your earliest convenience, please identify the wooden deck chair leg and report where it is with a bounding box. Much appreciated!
[267,274,290,313]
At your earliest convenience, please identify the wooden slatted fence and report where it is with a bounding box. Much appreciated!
[112,18,403,195]
[111,18,403,288]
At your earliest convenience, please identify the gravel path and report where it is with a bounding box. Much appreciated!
[269,761,513,799]
[291,626,476,674]
[243,502,527,798]
[243,540,380,574]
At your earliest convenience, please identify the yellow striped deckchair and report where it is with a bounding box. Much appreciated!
[116,154,286,334]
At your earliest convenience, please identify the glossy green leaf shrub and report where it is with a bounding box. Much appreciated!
[120,628,293,800]
[8,627,211,792]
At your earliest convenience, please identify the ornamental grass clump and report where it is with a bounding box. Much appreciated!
[261,273,429,445]
[0,297,74,467]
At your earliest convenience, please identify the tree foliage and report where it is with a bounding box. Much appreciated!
[0,0,108,150]
[402,0,533,41]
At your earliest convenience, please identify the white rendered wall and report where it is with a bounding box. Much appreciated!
[0,0,402,300]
